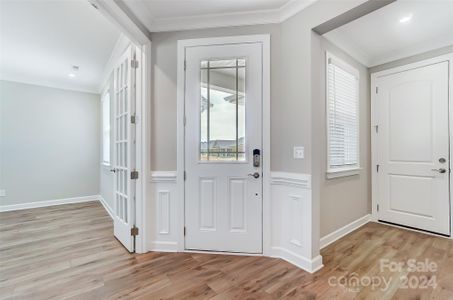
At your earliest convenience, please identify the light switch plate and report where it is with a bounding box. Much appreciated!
[293,146,304,159]
[0,190,5,197]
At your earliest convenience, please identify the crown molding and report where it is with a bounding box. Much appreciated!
[122,0,318,33]
[0,74,99,94]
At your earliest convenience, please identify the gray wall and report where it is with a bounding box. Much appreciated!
[148,0,369,250]
[150,24,281,171]
[311,34,371,237]
[0,80,100,206]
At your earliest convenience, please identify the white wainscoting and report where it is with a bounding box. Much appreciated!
[148,171,179,252]
[0,195,100,212]
[147,170,322,273]
[269,172,323,273]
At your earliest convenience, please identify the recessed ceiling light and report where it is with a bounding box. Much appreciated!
[399,14,413,24]
[68,73,76,78]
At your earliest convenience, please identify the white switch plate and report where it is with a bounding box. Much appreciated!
[0,190,5,197]
[293,146,304,159]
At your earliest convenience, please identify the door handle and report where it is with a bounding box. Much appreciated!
[248,172,260,179]
[431,168,447,174]
[110,169,116,173]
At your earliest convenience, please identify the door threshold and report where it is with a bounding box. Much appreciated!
[184,249,263,256]
[377,220,451,238]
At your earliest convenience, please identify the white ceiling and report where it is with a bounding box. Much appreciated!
[0,0,121,93]
[123,0,317,32]
[324,0,453,67]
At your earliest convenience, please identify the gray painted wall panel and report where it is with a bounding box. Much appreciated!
[0,80,100,206]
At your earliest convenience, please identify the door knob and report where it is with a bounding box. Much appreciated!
[248,172,260,179]
[431,168,447,174]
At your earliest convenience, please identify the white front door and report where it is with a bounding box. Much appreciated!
[113,46,137,252]
[184,42,263,253]
[376,61,450,235]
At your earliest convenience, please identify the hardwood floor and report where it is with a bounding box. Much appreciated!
[1,202,453,299]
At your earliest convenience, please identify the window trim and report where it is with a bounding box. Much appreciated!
[101,87,111,167]
[325,51,360,179]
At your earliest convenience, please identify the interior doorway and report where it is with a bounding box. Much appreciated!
[178,36,270,254]
[372,58,451,236]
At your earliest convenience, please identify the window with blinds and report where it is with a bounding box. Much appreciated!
[326,52,359,175]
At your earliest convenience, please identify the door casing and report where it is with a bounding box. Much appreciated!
[371,52,453,239]
[90,0,152,253]
[177,35,271,254]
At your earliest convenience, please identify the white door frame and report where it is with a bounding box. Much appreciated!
[371,52,453,239]
[90,0,152,253]
[177,35,271,254]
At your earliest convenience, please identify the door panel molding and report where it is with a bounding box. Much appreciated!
[371,52,453,238]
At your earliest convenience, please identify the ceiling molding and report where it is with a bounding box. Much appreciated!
[122,0,318,33]
[0,75,99,94]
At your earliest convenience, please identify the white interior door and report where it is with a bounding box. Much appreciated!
[184,42,263,253]
[376,61,450,235]
[113,46,137,251]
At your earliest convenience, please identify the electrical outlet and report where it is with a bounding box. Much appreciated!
[293,146,304,159]
[0,190,5,197]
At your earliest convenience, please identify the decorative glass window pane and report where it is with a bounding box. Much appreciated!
[200,58,246,161]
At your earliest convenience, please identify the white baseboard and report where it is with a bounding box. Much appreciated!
[270,247,323,273]
[320,214,371,249]
[98,196,114,219]
[149,241,179,252]
[0,195,101,212]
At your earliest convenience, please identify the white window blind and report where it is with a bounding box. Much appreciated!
[327,54,359,172]
[102,92,111,165]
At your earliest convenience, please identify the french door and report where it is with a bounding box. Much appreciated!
[184,42,263,253]
[375,61,450,235]
[113,46,137,252]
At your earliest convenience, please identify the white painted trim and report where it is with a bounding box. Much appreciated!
[98,195,114,219]
[0,77,98,94]
[90,0,152,253]
[326,168,362,179]
[371,52,453,239]
[0,195,100,212]
[149,241,179,252]
[270,247,323,273]
[149,171,177,183]
[124,0,318,33]
[320,214,371,249]
[270,172,311,189]
[177,35,271,253]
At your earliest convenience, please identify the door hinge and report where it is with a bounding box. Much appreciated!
[376,86,379,94]
[184,171,186,181]
[131,114,137,124]
[131,170,139,180]
[375,125,379,133]
[184,60,186,71]
[131,59,139,69]
[183,115,186,126]
[131,226,139,236]
[377,204,380,212]
[376,164,380,172]
[184,226,186,236]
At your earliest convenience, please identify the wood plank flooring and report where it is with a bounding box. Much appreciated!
[1,202,453,299]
